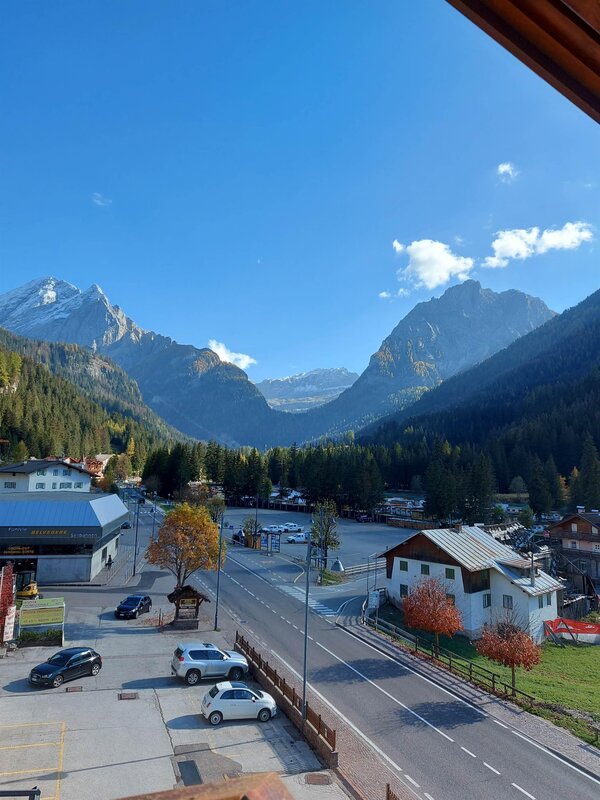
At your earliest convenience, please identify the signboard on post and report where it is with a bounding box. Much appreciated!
[20,598,65,627]
[2,605,16,641]
[368,591,380,610]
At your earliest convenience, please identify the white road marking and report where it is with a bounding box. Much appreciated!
[314,639,454,742]
[339,626,486,716]
[510,730,600,787]
[424,794,435,800]
[512,783,535,799]
[405,775,420,788]
[268,648,428,800]
[483,762,500,775]
[493,719,509,729]
[461,747,476,758]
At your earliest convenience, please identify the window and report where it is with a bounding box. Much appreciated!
[3,482,16,489]
[594,544,600,551]
[570,541,578,549]
[59,482,72,489]
[446,594,455,605]
[503,595,513,610]
[36,469,46,476]
[52,482,57,489]
[62,469,70,476]
[538,596,544,609]
[53,469,59,476]
[74,482,83,489]
[546,594,552,606]
[483,593,491,609]
[35,482,45,489]
[571,522,577,532]
[593,526,598,535]
[399,584,409,598]
[399,560,408,572]
[220,690,235,700]
[445,568,455,580]
[421,564,430,576]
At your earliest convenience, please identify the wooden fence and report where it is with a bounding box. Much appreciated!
[367,616,536,704]
[235,632,336,752]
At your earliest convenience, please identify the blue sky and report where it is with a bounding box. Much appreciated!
[1,1,598,381]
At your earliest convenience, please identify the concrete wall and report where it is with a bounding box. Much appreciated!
[89,534,120,579]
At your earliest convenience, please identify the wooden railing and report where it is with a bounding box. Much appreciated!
[235,632,336,751]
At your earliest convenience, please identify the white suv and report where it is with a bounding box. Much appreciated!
[283,523,303,532]
[171,642,249,686]
[201,681,277,725]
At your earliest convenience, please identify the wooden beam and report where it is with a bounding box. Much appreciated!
[446,0,600,123]
[118,773,294,800]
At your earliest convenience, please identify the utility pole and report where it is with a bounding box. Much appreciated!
[301,531,311,721]
[214,513,225,631]
[132,499,141,577]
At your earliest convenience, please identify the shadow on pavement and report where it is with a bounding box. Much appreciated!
[122,676,184,690]
[167,714,204,730]
[2,678,38,693]
[309,657,408,684]
[398,700,486,730]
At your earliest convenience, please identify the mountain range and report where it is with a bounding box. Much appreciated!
[256,368,359,412]
[0,278,555,446]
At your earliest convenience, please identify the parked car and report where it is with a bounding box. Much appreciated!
[171,642,249,686]
[121,521,132,529]
[287,532,309,544]
[283,523,303,533]
[29,647,102,688]
[200,681,277,725]
[355,514,371,522]
[114,594,152,619]
[232,530,244,544]
[260,525,285,534]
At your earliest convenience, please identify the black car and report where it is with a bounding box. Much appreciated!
[114,594,152,619]
[29,648,102,688]
[121,521,132,529]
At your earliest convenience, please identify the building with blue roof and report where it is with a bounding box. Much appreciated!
[0,491,128,583]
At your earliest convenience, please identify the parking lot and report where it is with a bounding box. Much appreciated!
[0,566,349,800]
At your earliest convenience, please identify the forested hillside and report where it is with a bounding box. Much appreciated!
[0,327,183,444]
[0,340,174,465]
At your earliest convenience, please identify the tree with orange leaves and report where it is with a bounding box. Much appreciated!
[146,503,222,588]
[402,577,463,654]
[476,618,541,692]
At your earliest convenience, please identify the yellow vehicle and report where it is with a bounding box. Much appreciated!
[15,571,39,600]
[16,581,39,600]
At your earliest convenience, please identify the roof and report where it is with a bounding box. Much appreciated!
[382,525,561,597]
[0,491,127,528]
[494,562,563,598]
[446,0,600,125]
[387,526,528,571]
[549,512,600,529]
[0,459,93,477]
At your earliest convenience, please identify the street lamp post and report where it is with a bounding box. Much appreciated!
[214,513,225,631]
[132,499,141,577]
[301,531,311,722]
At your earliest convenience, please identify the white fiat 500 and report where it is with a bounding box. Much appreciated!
[200,681,277,726]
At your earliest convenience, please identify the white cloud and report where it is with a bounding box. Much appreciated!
[397,239,475,290]
[92,192,112,207]
[392,239,404,254]
[208,339,257,370]
[497,162,519,183]
[484,221,593,268]
[378,291,392,299]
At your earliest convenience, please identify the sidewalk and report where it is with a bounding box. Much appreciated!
[338,613,600,781]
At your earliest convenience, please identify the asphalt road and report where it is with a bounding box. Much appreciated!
[192,546,600,800]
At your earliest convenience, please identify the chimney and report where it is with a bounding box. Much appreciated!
[455,523,462,533]
[576,505,585,514]
[530,551,536,587]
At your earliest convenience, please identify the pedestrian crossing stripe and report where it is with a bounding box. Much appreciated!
[278,584,336,616]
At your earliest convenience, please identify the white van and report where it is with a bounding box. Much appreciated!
[287,532,309,544]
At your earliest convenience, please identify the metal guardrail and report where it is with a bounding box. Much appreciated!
[343,558,386,576]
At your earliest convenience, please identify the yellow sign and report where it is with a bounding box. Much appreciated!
[179,598,196,607]
[20,598,65,627]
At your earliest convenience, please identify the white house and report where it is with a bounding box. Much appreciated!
[381,526,562,643]
[0,460,93,494]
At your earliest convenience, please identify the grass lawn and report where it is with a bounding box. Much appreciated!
[377,604,600,742]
